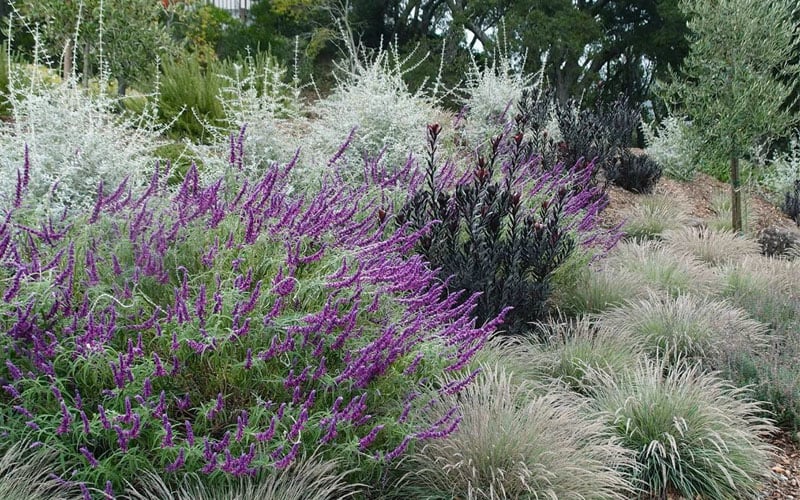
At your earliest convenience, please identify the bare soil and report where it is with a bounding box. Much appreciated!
[601,172,797,234]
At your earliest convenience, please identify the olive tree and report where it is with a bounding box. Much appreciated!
[12,0,172,94]
[664,0,800,233]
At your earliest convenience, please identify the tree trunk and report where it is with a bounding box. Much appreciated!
[82,42,90,87]
[731,153,742,234]
[63,39,74,81]
[117,77,127,98]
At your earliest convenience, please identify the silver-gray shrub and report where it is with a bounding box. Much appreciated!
[0,72,163,217]
[641,115,696,181]
[305,40,444,187]
[190,51,305,185]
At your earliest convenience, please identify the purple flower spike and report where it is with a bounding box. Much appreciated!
[152,352,166,377]
[235,410,249,442]
[273,442,301,470]
[5,360,22,381]
[185,420,195,446]
[358,424,384,450]
[56,401,72,435]
[104,480,114,499]
[80,446,99,468]
[161,415,174,448]
[384,435,412,463]
[206,392,224,421]
[80,410,90,434]
[165,448,186,473]
[97,405,110,430]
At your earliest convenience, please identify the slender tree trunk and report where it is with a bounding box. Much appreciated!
[117,77,127,97]
[63,39,74,81]
[63,0,73,80]
[731,153,742,234]
[82,42,90,87]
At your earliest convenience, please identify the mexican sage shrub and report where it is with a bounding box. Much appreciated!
[0,137,499,496]
[398,123,613,335]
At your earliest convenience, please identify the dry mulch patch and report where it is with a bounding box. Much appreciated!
[602,172,797,234]
[760,431,800,499]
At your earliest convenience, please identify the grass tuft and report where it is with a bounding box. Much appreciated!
[402,364,636,500]
[597,294,769,365]
[604,240,720,298]
[707,189,754,234]
[0,441,82,500]
[621,193,687,241]
[124,453,360,500]
[528,317,645,392]
[663,226,761,266]
[552,264,650,315]
[588,358,775,499]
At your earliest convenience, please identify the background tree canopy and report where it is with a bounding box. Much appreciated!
[203,0,691,109]
[1,0,691,109]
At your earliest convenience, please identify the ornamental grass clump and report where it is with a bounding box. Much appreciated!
[552,264,649,315]
[587,359,775,499]
[716,256,800,431]
[708,189,753,234]
[621,194,692,241]
[125,453,360,500]
[0,136,501,495]
[663,226,761,266]
[402,364,635,500]
[597,294,769,366]
[605,240,719,297]
[527,317,645,392]
[717,256,800,329]
[398,122,616,334]
[0,441,82,500]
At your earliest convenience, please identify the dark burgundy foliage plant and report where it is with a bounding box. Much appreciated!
[397,123,614,335]
[518,93,642,186]
[782,179,800,226]
[555,96,640,178]
[516,88,560,171]
[605,152,663,194]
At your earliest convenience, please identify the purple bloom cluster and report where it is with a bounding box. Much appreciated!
[0,132,502,492]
